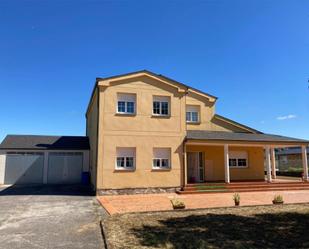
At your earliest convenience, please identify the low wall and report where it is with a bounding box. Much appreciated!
[97,187,180,195]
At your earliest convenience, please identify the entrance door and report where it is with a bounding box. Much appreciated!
[187,152,204,183]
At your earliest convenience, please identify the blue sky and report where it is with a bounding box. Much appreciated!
[0,0,308,141]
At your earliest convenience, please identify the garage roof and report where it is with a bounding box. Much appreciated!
[186,130,309,144]
[0,135,90,150]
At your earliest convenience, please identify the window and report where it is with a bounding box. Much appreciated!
[229,151,248,168]
[153,96,170,116]
[237,159,247,167]
[186,105,200,123]
[229,158,237,167]
[116,147,136,170]
[152,148,171,169]
[117,93,136,114]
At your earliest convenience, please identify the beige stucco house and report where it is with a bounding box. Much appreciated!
[86,70,309,195]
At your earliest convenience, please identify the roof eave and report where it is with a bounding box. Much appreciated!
[185,138,309,146]
[89,70,219,116]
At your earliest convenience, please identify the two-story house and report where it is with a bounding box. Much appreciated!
[86,70,309,195]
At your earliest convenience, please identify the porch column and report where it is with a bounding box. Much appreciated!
[271,148,276,179]
[184,145,188,186]
[224,144,230,183]
[302,145,308,181]
[265,146,272,182]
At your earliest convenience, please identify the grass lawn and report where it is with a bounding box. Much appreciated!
[103,204,309,249]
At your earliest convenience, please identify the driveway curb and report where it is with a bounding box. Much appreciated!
[100,221,110,249]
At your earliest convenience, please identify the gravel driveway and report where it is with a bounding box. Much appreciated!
[0,185,105,249]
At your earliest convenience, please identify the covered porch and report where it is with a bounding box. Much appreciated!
[183,131,309,188]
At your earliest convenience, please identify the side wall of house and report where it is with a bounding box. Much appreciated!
[97,75,186,190]
[86,89,99,188]
[186,145,265,181]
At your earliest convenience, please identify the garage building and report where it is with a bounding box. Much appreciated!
[0,135,90,185]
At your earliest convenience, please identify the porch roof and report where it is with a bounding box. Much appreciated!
[186,130,309,145]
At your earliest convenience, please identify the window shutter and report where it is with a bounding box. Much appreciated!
[117,93,136,102]
[153,148,170,159]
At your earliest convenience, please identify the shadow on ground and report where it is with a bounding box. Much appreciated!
[0,184,95,196]
[131,212,309,249]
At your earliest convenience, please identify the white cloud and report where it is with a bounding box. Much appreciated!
[276,114,297,121]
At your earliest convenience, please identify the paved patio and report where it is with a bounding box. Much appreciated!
[98,190,309,215]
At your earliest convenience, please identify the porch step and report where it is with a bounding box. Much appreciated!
[185,181,305,186]
[177,186,309,194]
[183,182,309,191]
[177,182,309,194]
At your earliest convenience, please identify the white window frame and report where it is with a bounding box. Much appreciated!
[186,105,200,123]
[152,148,171,170]
[116,93,136,115]
[115,147,136,170]
[229,151,248,168]
[152,96,170,116]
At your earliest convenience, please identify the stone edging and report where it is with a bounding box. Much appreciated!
[97,187,180,195]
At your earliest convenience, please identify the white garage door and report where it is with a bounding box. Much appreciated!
[4,152,44,184]
[47,152,83,184]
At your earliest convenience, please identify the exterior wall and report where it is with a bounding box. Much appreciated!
[86,89,99,188]
[101,136,183,189]
[0,151,6,184]
[97,75,186,190]
[185,91,251,132]
[82,151,90,172]
[185,92,215,131]
[210,117,251,133]
[186,145,265,181]
[90,73,265,192]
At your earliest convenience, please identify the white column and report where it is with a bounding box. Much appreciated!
[184,145,188,186]
[224,144,230,183]
[302,145,308,181]
[271,148,276,179]
[265,146,272,182]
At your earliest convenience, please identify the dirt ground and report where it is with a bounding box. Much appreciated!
[103,203,309,249]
